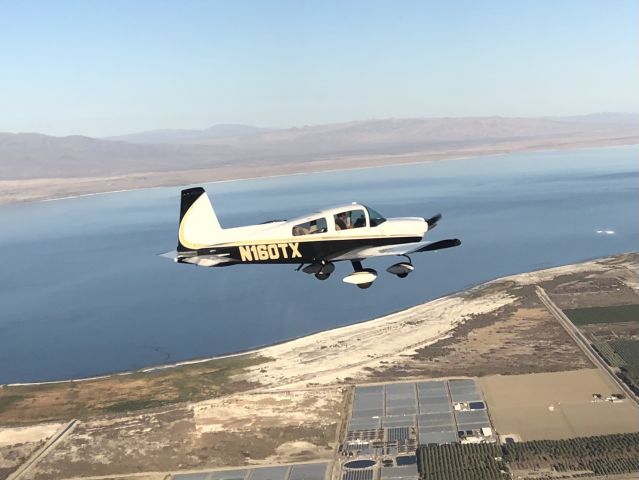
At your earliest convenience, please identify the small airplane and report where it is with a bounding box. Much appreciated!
[169,187,461,289]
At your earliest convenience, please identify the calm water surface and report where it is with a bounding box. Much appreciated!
[1,146,637,383]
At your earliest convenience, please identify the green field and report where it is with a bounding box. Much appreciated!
[564,304,639,325]
[591,339,639,392]
[593,341,627,367]
[609,339,639,391]
[609,339,639,365]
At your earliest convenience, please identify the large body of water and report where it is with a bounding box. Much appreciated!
[1,146,637,384]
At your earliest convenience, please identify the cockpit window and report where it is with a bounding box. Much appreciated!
[292,217,327,236]
[334,209,367,230]
[366,206,386,227]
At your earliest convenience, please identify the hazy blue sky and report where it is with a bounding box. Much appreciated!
[1,0,637,136]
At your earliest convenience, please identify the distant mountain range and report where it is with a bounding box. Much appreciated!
[106,124,272,144]
[0,114,637,181]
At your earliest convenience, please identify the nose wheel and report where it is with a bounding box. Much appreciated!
[343,260,378,289]
[356,279,375,289]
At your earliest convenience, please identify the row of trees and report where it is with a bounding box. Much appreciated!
[416,433,639,479]
[502,433,639,477]
[609,339,639,386]
[417,443,505,480]
[593,339,639,393]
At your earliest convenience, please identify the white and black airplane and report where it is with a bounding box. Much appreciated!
[169,187,461,289]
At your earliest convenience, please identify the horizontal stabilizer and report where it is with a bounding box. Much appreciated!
[159,250,237,267]
[159,250,178,261]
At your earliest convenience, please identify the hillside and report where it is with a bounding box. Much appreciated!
[0,114,636,204]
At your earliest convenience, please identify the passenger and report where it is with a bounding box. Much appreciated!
[293,225,308,236]
[335,212,349,230]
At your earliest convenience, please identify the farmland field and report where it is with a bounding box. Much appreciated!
[564,304,639,325]
[609,339,639,392]
[610,339,639,366]
[591,340,639,393]
[593,342,627,367]
[479,369,639,440]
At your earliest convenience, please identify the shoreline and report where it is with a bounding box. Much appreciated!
[4,250,634,388]
[1,253,637,480]
[0,136,636,207]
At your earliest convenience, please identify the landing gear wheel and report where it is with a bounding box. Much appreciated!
[303,261,334,277]
[344,262,378,289]
[319,262,335,275]
[387,259,414,278]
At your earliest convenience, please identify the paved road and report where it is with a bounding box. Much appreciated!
[536,286,639,408]
[7,419,77,480]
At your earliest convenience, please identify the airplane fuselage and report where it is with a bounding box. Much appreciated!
[178,213,427,266]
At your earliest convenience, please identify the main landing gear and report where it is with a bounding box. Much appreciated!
[386,255,414,278]
[300,255,414,288]
[301,261,335,280]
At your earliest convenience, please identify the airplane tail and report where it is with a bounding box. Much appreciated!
[177,187,222,252]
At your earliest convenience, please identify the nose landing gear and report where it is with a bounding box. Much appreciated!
[343,260,378,289]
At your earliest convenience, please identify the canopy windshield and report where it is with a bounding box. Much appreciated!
[366,206,386,227]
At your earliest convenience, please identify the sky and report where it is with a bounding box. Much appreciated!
[1,0,638,137]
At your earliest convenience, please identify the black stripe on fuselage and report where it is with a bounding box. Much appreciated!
[188,236,422,264]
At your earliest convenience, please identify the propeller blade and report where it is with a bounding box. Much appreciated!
[425,213,442,229]
[417,238,461,252]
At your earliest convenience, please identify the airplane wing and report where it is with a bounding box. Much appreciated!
[329,238,461,261]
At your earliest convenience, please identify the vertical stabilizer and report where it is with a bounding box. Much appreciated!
[177,187,222,251]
